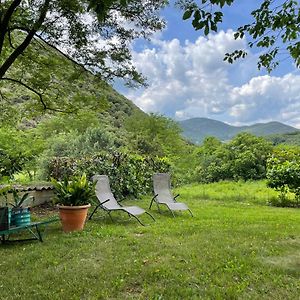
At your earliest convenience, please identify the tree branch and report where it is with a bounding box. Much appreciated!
[35,34,97,77]
[1,77,47,109]
[0,77,74,113]
[0,0,22,54]
[0,0,50,78]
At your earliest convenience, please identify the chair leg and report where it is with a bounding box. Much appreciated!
[145,211,155,222]
[130,214,145,226]
[108,211,114,222]
[169,209,176,217]
[165,205,176,217]
[156,203,162,214]
[89,204,100,220]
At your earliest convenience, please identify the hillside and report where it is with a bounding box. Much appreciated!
[266,131,300,146]
[179,117,298,144]
[0,36,144,129]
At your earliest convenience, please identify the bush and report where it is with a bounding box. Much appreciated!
[267,147,300,207]
[195,134,273,183]
[44,152,170,199]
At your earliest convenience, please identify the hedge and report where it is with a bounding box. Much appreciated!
[46,152,170,199]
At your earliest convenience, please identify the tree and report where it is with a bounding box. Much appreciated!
[0,0,166,110]
[1,1,298,114]
[125,113,185,156]
[267,145,300,207]
[179,0,300,71]
[195,133,273,182]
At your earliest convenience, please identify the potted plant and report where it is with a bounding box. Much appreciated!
[52,173,95,232]
[0,186,33,228]
[10,189,33,227]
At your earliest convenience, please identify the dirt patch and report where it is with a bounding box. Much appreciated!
[31,202,58,218]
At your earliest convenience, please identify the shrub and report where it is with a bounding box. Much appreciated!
[45,152,170,199]
[267,147,300,207]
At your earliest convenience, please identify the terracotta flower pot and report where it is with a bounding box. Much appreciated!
[58,204,91,233]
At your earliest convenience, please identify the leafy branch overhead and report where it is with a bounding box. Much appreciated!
[0,0,299,114]
[180,0,300,71]
[0,0,166,111]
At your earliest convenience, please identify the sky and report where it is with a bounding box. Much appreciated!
[116,1,300,128]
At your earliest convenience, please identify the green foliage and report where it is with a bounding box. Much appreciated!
[52,173,96,206]
[125,113,183,156]
[46,152,170,199]
[266,131,300,146]
[10,190,32,208]
[0,185,12,206]
[0,185,33,207]
[195,133,273,182]
[267,146,300,207]
[0,0,166,100]
[0,126,45,181]
[125,113,198,184]
[179,0,300,71]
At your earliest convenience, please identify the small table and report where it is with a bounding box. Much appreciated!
[0,219,57,244]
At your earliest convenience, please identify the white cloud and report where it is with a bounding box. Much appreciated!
[125,30,300,128]
[229,74,300,125]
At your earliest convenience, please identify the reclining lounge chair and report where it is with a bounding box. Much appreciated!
[89,175,155,226]
[149,173,193,217]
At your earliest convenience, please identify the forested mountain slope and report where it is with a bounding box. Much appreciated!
[179,118,298,144]
[0,35,144,129]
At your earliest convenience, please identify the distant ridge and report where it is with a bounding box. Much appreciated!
[179,117,299,144]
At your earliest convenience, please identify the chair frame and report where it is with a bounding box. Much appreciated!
[90,176,155,226]
[150,173,193,217]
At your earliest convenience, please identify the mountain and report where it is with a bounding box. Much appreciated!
[179,117,299,144]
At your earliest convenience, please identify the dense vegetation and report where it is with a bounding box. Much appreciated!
[0,25,299,206]
[46,153,170,199]
[267,146,300,207]
[266,131,300,146]
[192,133,273,183]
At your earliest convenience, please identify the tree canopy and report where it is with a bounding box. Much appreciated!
[0,0,299,113]
[0,0,166,111]
[179,0,300,71]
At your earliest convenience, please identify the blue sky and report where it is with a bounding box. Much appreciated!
[117,1,300,128]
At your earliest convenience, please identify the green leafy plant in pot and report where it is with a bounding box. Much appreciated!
[0,186,33,227]
[10,189,33,227]
[52,173,95,232]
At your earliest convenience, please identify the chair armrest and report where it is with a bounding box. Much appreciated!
[173,194,180,202]
[149,194,158,209]
[100,199,110,206]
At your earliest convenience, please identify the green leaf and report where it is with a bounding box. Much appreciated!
[183,10,193,20]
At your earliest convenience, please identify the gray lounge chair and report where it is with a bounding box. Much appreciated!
[89,175,155,226]
[149,173,193,217]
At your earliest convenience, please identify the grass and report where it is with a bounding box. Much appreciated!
[1,181,300,299]
[177,180,279,205]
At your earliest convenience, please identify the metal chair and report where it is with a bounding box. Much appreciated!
[89,175,155,226]
[149,173,193,217]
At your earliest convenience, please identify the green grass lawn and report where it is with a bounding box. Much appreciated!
[1,181,300,299]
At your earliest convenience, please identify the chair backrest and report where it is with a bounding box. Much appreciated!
[153,173,174,203]
[92,175,120,209]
